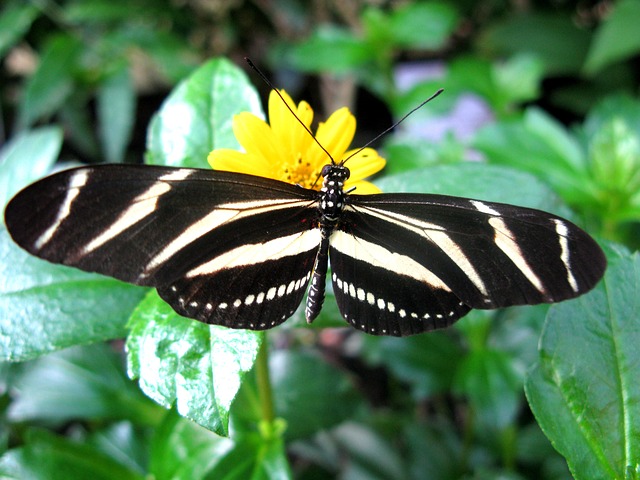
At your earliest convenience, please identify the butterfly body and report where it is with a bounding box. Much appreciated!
[5,163,606,336]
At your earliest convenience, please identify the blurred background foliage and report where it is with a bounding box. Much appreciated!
[1,0,639,479]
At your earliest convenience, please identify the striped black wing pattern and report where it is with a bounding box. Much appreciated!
[5,165,321,330]
[329,193,606,336]
[5,163,606,336]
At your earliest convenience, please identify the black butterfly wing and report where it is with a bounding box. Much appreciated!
[329,193,606,336]
[5,165,321,329]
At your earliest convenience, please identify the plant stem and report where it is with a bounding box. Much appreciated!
[256,333,275,425]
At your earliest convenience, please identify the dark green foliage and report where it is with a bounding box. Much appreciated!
[1,2,639,479]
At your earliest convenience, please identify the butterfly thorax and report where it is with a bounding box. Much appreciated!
[319,164,349,225]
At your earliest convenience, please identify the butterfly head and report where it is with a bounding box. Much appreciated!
[321,163,350,183]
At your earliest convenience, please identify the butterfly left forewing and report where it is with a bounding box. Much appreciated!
[5,165,321,327]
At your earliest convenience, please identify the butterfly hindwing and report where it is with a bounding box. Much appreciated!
[329,231,471,336]
[5,165,321,327]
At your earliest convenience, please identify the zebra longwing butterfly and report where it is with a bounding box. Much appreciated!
[5,158,605,336]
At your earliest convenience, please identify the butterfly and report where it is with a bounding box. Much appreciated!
[4,158,605,336]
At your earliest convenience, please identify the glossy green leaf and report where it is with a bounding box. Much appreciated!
[126,291,262,436]
[7,344,158,425]
[525,248,640,479]
[269,350,362,440]
[0,126,62,209]
[473,108,592,206]
[584,0,640,75]
[382,135,464,175]
[97,66,135,163]
[0,429,144,480]
[0,228,147,361]
[0,1,38,59]
[146,57,262,168]
[376,163,570,215]
[17,34,82,129]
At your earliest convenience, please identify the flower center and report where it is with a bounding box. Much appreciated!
[281,154,324,189]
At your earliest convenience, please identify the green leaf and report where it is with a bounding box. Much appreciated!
[525,247,640,479]
[7,344,158,425]
[0,1,38,59]
[127,27,198,84]
[269,350,362,440]
[89,422,149,474]
[149,411,235,480]
[126,291,262,436]
[478,13,591,76]
[382,135,464,175]
[589,118,640,221]
[364,2,458,50]
[492,53,544,106]
[59,94,101,159]
[97,66,135,163]
[362,332,462,398]
[0,429,145,480]
[584,0,640,75]
[376,163,571,215]
[146,57,262,168]
[0,126,62,209]
[437,54,543,116]
[404,419,464,479]
[452,348,522,431]
[17,34,82,129]
[202,432,291,480]
[330,422,406,479]
[583,94,640,140]
[287,26,374,74]
[473,108,593,206]
[0,227,146,362]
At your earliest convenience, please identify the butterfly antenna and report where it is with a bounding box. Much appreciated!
[342,88,444,165]
[245,58,337,164]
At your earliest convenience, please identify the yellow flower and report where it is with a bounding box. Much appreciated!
[208,90,386,193]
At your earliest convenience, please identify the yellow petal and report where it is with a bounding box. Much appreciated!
[233,112,286,164]
[208,149,274,177]
[311,108,356,164]
[342,147,386,181]
[346,179,383,194]
[268,90,315,160]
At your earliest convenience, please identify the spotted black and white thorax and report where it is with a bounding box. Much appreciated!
[5,160,605,336]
